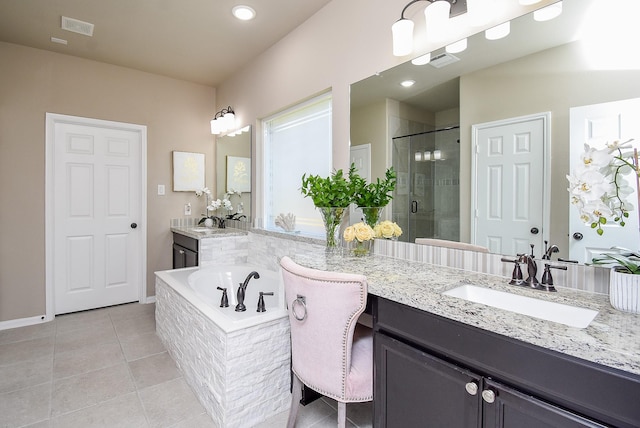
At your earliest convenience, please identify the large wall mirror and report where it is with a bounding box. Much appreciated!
[216,127,252,222]
[350,0,640,263]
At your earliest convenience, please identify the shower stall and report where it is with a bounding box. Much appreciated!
[392,126,460,243]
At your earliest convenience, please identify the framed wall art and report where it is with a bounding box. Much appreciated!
[173,151,205,191]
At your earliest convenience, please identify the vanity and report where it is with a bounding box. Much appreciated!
[292,251,640,428]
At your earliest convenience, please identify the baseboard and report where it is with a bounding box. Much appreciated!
[0,314,51,331]
[143,295,156,304]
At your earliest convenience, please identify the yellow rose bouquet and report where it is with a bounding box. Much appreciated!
[373,220,403,240]
[343,222,375,256]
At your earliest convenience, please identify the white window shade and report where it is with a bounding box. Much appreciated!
[263,93,332,237]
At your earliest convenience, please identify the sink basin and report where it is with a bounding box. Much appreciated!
[443,285,598,328]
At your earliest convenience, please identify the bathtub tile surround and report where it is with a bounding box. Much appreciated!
[199,234,249,266]
[155,279,291,427]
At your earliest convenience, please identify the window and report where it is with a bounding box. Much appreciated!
[262,93,332,237]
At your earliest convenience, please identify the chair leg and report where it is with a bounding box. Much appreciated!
[287,374,303,428]
[337,401,347,428]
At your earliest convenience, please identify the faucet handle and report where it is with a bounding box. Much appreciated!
[216,287,229,307]
[257,292,274,312]
[501,258,523,285]
[539,264,568,291]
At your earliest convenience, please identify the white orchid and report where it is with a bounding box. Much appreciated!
[567,139,638,236]
[195,187,211,197]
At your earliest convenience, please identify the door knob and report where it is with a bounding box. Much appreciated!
[530,227,539,235]
[572,232,583,241]
[465,382,478,396]
[481,389,496,404]
[411,201,418,213]
[130,223,137,229]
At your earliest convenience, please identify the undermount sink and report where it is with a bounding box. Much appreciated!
[443,284,598,329]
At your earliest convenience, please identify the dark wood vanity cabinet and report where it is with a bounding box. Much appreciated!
[172,233,198,269]
[373,296,640,428]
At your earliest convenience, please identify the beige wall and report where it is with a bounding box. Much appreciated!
[459,41,640,249]
[214,0,552,222]
[0,41,215,321]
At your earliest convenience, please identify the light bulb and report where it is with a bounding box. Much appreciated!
[392,18,414,57]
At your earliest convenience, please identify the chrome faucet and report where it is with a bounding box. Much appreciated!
[235,271,260,312]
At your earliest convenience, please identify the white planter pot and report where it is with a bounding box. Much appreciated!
[609,269,640,314]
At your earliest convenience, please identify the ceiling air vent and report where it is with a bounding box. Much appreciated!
[429,52,460,69]
[61,16,94,37]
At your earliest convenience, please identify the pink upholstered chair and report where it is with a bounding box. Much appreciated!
[280,256,373,428]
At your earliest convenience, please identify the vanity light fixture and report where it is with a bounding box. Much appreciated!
[411,53,432,65]
[232,5,256,21]
[415,151,423,161]
[210,106,235,135]
[518,0,542,5]
[423,150,432,161]
[392,0,467,57]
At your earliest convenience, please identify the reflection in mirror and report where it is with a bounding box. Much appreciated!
[216,127,252,222]
[350,0,640,262]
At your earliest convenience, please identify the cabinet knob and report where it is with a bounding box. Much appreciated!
[481,389,496,404]
[465,382,478,396]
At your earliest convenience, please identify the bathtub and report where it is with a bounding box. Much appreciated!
[156,265,287,333]
[154,264,291,427]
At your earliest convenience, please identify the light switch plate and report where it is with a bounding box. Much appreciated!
[158,184,165,195]
[184,203,191,215]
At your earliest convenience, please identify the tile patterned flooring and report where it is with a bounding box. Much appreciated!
[0,303,372,427]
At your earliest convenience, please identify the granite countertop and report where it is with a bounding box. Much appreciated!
[292,251,640,377]
[171,226,247,240]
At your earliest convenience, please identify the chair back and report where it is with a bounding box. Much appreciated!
[280,256,368,401]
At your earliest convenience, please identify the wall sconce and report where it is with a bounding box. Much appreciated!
[210,106,235,135]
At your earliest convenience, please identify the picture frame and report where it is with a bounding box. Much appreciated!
[226,156,251,192]
[172,151,205,192]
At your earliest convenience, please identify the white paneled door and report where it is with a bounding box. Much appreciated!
[350,144,371,224]
[48,114,145,315]
[472,114,549,257]
[569,98,640,264]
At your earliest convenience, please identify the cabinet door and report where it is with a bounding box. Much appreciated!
[375,333,481,428]
[173,243,186,269]
[482,379,607,428]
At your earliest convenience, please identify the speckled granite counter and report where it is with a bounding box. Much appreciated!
[171,226,247,240]
[292,251,640,377]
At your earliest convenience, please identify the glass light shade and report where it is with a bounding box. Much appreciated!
[467,0,492,27]
[485,21,510,40]
[210,119,221,134]
[424,151,431,161]
[223,111,235,130]
[425,1,451,43]
[415,151,423,162]
[446,38,467,54]
[392,18,414,57]
[411,53,431,66]
[519,0,542,5]
[534,2,562,22]
[433,150,442,160]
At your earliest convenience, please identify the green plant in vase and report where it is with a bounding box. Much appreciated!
[301,165,357,249]
[351,166,397,228]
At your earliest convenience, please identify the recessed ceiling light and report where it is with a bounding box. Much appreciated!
[400,80,416,88]
[232,5,256,21]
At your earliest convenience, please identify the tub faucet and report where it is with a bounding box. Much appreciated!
[235,271,260,312]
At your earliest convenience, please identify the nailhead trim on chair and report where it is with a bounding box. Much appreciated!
[281,264,372,402]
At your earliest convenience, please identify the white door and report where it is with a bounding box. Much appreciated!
[569,98,640,264]
[350,144,371,224]
[472,114,549,256]
[49,115,145,314]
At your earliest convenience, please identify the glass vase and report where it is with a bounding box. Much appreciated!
[318,206,348,253]
[360,206,383,229]
[348,239,372,257]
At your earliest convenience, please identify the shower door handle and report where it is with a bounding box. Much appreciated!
[411,201,418,213]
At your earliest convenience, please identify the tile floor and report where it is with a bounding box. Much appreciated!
[0,303,372,427]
